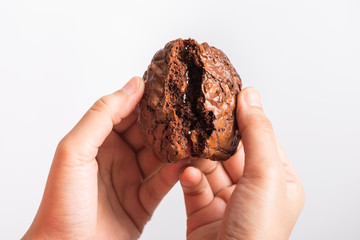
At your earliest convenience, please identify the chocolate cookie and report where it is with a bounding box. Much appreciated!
[138,38,242,162]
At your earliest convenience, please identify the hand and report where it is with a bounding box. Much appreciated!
[179,87,305,240]
[23,77,185,240]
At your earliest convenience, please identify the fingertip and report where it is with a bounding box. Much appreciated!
[119,76,144,96]
[237,87,263,119]
[180,167,202,188]
[63,77,145,162]
[135,76,145,92]
[243,87,262,108]
[134,76,145,95]
[110,76,144,122]
[236,87,269,133]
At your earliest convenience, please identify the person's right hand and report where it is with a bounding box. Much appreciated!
[23,77,185,240]
[179,87,305,239]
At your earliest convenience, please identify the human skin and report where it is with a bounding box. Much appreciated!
[23,77,304,240]
[23,77,187,240]
[179,87,305,240]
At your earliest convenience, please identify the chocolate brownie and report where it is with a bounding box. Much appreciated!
[138,38,242,162]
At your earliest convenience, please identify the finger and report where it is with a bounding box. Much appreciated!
[275,138,300,180]
[275,139,305,217]
[180,167,214,216]
[113,110,138,134]
[97,132,152,231]
[121,121,145,152]
[107,138,150,231]
[139,162,185,216]
[186,197,227,235]
[275,138,304,196]
[137,147,164,180]
[97,131,142,192]
[58,76,145,163]
[41,76,144,231]
[216,184,236,203]
[222,141,245,183]
[275,138,298,181]
[236,87,282,179]
[191,159,232,195]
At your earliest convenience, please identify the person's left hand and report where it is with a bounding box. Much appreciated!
[23,77,185,240]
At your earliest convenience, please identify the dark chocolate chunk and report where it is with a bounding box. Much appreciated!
[138,38,242,162]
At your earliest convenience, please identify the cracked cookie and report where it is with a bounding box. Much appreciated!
[138,38,242,162]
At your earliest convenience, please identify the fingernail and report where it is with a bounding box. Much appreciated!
[122,77,139,95]
[245,89,262,107]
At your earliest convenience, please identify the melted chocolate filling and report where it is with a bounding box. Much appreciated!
[167,40,215,157]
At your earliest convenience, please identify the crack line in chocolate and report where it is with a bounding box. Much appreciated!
[181,41,215,157]
[165,40,216,158]
[138,38,242,162]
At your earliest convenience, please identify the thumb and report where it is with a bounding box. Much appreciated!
[236,87,281,179]
[57,76,145,164]
[30,77,145,237]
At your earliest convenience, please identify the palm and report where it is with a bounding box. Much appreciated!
[95,112,185,239]
[24,79,189,240]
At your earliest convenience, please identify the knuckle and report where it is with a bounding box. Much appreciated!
[55,137,94,165]
[247,113,274,135]
[55,137,73,159]
[158,170,174,188]
[183,185,206,197]
[90,95,111,113]
[145,181,162,201]
[202,161,219,176]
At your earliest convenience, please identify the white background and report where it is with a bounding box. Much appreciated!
[1,0,360,239]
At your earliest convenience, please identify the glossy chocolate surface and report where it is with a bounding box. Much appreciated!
[138,38,242,162]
